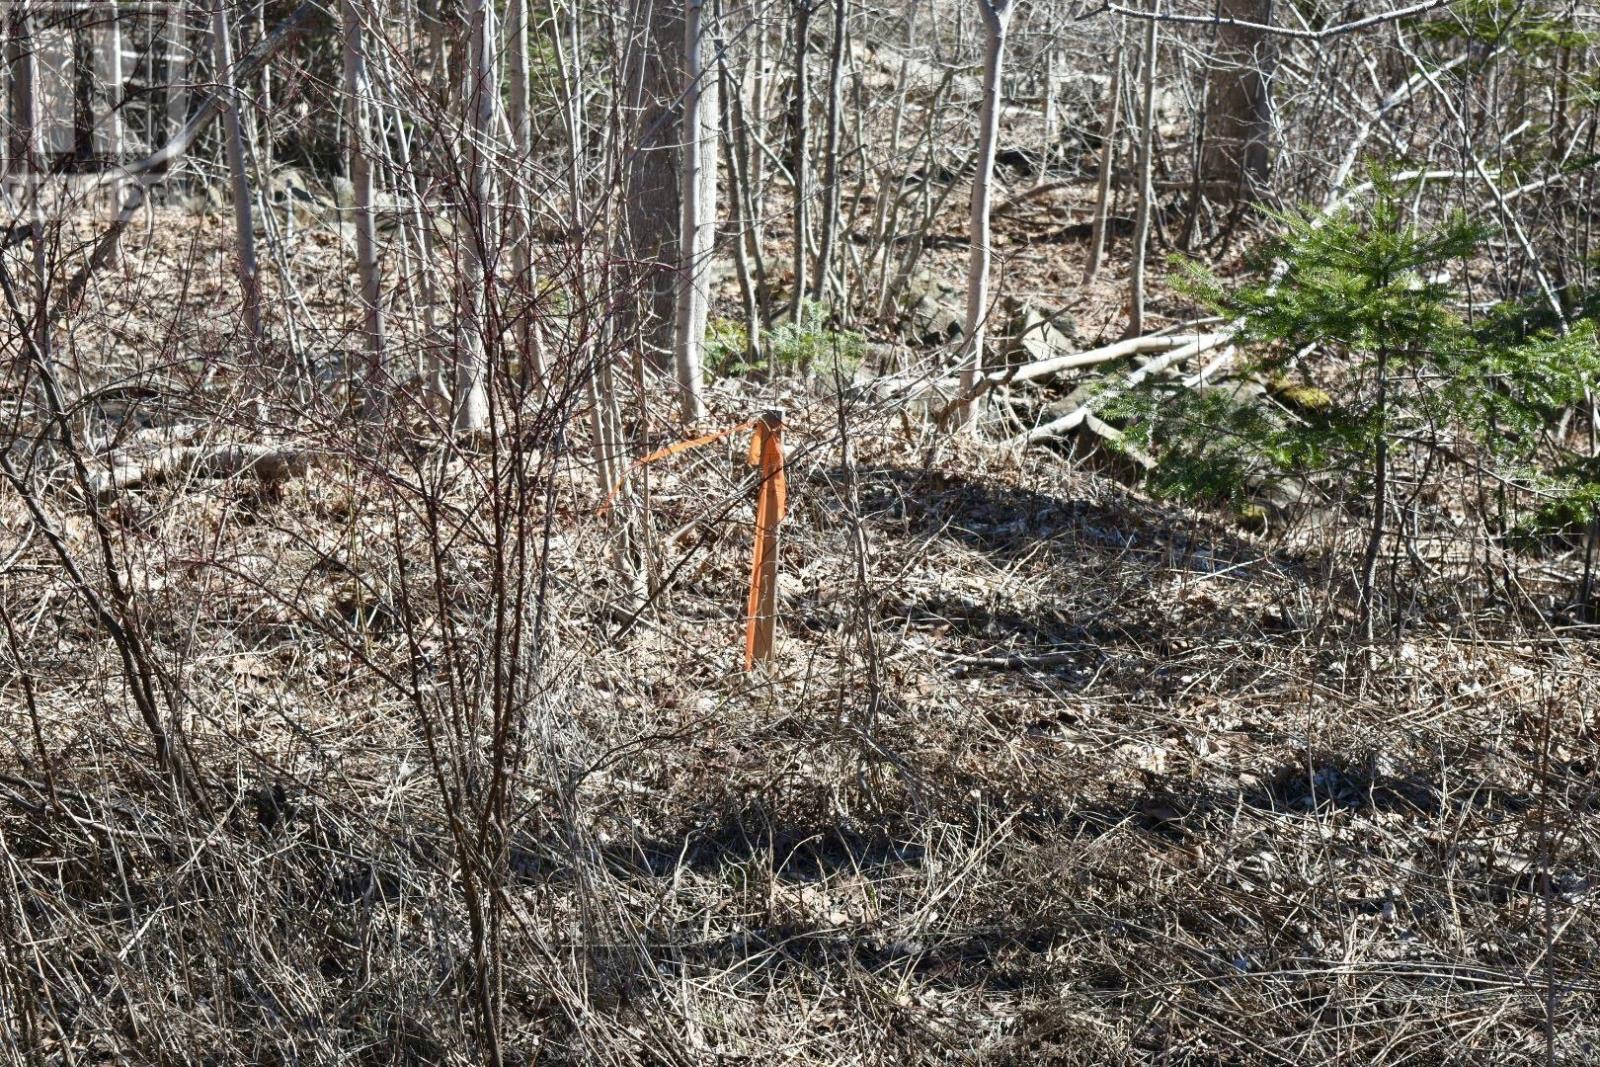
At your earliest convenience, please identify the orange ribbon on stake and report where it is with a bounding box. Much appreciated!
[597,420,756,516]
[743,411,786,670]
[590,410,787,668]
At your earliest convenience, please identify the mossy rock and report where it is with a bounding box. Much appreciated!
[1270,379,1334,414]
[1233,502,1269,529]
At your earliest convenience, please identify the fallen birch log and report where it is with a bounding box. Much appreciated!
[997,331,1225,390]
[1012,331,1231,445]
[884,331,1219,405]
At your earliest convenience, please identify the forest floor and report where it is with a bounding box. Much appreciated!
[1,200,1596,1064]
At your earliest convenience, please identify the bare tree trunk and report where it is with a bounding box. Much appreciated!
[4,2,35,190]
[1,21,10,186]
[1083,30,1123,284]
[868,7,918,320]
[73,18,94,166]
[211,0,264,355]
[165,2,190,145]
[103,0,127,263]
[1127,2,1158,338]
[673,0,716,422]
[810,0,846,305]
[954,0,1012,428]
[253,0,270,156]
[788,0,811,319]
[1041,47,1056,175]
[1200,0,1273,204]
[454,0,497,433]
[721,53,763,366]
[506,0,547,386]
[342,0,385,407]
[623,0,684,364]
[6,1,48,372]
[746,22,770,319]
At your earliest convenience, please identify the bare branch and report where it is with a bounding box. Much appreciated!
[1104,0,1454,40]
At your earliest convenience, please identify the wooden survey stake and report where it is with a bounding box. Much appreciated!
[744,411,786,669]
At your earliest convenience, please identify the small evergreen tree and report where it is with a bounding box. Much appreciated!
[1208,189,1483,632]
[1122,181,1600,632]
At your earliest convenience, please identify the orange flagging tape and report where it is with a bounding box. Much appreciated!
[597,419,756,515]
[743,413,786,670]
[592,412,786,669]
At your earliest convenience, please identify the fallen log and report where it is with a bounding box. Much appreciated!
[88,442,321,500]
[883,331,1218,406]
[944,332,1222,423]
[1012,331,1231,445]
[999,331,1225,389]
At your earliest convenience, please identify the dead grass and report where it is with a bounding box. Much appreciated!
[0,204,1596,1066]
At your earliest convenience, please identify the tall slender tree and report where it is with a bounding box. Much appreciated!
[506,0,547,385]
[1083,27,1124,284]
[788,0,812,319]
[5,0,48,373]
[811,0,847,305]
[342,0,385,404]
[103,0,127,264]
[454,0,498,433]
[673,0,717,421]
[955,0,1013,427]
[210,0,264,355]
[1127,1,1158,337]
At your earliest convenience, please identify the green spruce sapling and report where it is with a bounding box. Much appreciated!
[1174,181,1598,632]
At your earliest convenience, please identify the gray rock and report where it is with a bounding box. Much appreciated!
[904,292,964,344]
[332,176,356,210]
[1004,299,1080,367]
[268,166,335,227]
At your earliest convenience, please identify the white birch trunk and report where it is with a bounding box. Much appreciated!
[165,2,189,141]
[104,0,127,260]
[955,0,1013,428]
[1083,31,1123,284]
[1128,2,1158,338]
[673,0,716,422]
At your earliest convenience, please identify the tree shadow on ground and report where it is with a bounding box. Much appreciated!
[484,749,1570,1005]
[833,465,1288,573]
[800,464,1321,687]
